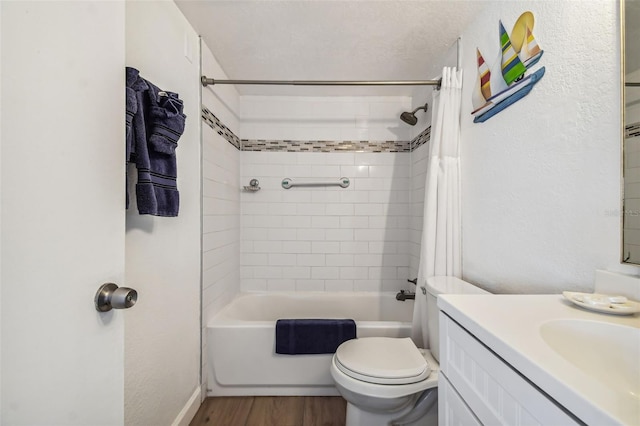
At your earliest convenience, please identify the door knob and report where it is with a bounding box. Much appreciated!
[94,283,137,312]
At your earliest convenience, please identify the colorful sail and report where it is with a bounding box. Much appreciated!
[499,20,526,85]
[477,48,491,100]
[520,26,543,68]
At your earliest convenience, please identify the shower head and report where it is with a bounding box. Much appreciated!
[400,103,428,126]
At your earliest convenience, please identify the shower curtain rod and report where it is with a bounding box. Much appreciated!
[200,76,442,89]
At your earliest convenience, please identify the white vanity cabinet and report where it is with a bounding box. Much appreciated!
[438,312,581,426]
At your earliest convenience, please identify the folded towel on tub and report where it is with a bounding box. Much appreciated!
[275,319,356,355]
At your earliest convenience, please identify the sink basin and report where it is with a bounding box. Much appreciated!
[539,319,640,398]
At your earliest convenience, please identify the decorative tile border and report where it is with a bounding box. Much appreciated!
[411,126,431,151]
[202,105,430,153]
[626,122,640,139]
[202,107,240,150]
[241,139,410,152]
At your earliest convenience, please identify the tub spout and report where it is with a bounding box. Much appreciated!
[396,290,415,301]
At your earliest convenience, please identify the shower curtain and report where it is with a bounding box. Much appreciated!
[411,67,463,348]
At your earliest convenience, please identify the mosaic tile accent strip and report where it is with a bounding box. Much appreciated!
[202,105,426,153]
[410,126,431,151]
[626,122,640,139]
[241,139,410,153]
[202,106,240,150]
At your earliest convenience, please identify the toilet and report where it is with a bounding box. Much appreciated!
[330,276,489,426]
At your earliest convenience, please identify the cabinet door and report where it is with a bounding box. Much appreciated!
[439,375,482,426]
[440,313,581,426]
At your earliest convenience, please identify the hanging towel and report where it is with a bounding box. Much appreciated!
[275,319,356,355]
[125,67,186,217]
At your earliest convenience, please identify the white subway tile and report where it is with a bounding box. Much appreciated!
[282,266,311,279]
[297,203,326,215]
[281,215,312,229]
[339,267,369,280]
[311,191,341,204]
[326,204,354,216]
[269,253,298,266]
[312,267,339,279]
[369,241,397,254]
[324,280,355,292]
[267,279,296,291]
[326,254,354,267]
[268,228,297,241]
[295,280,325,292]
[353,280,381,292]
[355,204,384,216]
[340,190,369,203]
[242,279,267,292]
[242,253,268,266]
[339,216,368,229]
[312,241,340,253]
[254,240,283,253]
[325,229,355,241]
[282,241,312,253]
[269,203,297,216]
[252,266,283,279]
[297,228,325,241]
[311,216,340,229]
[243,227,269,241]
[252,215,283,228]
[297,254,326,266]
[340,241,369,253]
[369,216,393,229]
[355,228,386,241]
[340,165,369,178]
[368,266,398,279]
[311,165,341,178]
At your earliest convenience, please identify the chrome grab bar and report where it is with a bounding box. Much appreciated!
[282,177,350,189]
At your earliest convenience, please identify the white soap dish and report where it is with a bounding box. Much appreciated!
[562,291,640,315]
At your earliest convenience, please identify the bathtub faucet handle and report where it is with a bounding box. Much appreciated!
[396,290,415,301]
[407,278,417,285]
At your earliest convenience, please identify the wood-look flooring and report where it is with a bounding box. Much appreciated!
[190,396,346,426]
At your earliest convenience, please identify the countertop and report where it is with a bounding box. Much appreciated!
[438,294,640,425]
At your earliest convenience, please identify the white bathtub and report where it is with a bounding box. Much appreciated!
[207,292,414,396]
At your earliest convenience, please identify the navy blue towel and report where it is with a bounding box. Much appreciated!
[125,66,186,217]
[275,319,356,355]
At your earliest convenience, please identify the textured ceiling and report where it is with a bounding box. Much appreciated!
[175,1,484,96]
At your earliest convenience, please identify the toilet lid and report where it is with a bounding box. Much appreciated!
[335,337,431,385]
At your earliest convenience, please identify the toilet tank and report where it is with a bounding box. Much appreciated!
[426,276,489,362]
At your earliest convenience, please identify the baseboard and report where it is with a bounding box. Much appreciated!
[171,386,202,426]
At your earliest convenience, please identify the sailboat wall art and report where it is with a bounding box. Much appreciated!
[472,11,545,123]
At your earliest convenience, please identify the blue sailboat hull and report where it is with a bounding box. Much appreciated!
[473,67,545,123]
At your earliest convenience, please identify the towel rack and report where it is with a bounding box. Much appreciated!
[282,177,350,189]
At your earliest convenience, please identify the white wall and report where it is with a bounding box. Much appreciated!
[460,1,639,293]
[240,96,412,141]
[124,1,201,424]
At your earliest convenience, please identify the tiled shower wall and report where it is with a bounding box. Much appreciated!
[202,90,432,296]
[240,151,412,292]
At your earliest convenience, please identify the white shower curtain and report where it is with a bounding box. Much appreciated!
[411,67,463,348]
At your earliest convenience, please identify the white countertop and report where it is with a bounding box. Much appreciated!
[438,294,640,426]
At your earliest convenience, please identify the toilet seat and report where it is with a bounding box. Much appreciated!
[335,337,431,385]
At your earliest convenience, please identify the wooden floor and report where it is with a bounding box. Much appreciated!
[190,396,346,426]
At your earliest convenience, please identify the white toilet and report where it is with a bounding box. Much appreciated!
[330,276,489,426]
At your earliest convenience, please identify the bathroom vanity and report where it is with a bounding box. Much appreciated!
[437,294,640,425]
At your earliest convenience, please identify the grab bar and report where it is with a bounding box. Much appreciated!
[281,177,350,189]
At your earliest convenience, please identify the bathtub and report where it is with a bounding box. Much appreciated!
[207,292,414,396]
